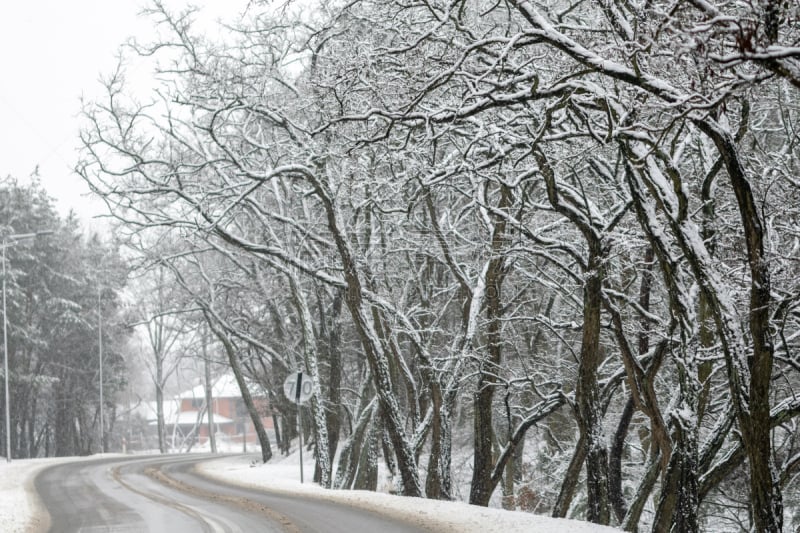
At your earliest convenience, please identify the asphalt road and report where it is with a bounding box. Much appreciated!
[34,454,428,533]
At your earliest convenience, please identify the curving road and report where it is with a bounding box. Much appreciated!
[34,454,427,533]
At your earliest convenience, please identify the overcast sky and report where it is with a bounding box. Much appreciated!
[0,1,247,224]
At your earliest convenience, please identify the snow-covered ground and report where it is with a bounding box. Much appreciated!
[0,454,127,533]
[198,450,617,533]
[2,450,618,532]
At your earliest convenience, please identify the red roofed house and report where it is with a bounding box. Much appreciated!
[174,373,273,450]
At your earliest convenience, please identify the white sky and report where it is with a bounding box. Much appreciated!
[0,1,248,224]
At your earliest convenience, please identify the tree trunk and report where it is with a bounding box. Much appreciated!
[353,411,380,491]
[469,185,510,506]
[311,173,422,497]
[325,289,342,482]
[335,398,377,489]
[695,121,782,532]
[203,334,216,454]
[609,396,634,523]
[536,148,610,523]
[208,318,272,463]
[610,246,656,523]
[652,414,698,532]
[622,450,661,531]
[577,247,610,525]
[552,433,586,518]
[470,380,497,505]
[426,385,452,500]
[156,360,166,454]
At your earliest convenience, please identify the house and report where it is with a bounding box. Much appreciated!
[174,373,273,450]
[127,373,273,452]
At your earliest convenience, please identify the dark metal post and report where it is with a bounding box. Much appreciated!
[295,371,303,483]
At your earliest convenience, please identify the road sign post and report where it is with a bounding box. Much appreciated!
[283,371,312,483]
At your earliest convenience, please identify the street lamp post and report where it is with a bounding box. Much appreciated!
[2,241,9,463]
[2,230,53,462]
[98,286,104,453]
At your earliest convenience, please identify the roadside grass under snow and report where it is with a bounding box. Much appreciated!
[1,447,618,532]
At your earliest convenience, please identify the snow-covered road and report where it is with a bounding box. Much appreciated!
[2,452,619,532]
[35,454,426,532]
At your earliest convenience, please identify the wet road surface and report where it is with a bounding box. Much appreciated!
[34,454,427,533]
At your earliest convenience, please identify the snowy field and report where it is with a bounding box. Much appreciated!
[2,450,618,532]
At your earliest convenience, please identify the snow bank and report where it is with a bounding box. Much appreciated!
[198,453,619,533]
[0,458,50,533]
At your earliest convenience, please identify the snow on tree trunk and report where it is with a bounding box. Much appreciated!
[576,248,610,525]
[537,149,610,524]
[307,170,423,498]
[469,184,511,507]
[335,396,378,490]
[425,386,451,500]
[626,131,783,531]
[288,271,331,488]
[695,120,783,533]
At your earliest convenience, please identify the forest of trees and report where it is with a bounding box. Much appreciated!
[0,179,129,458]
[71,0,800,531]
